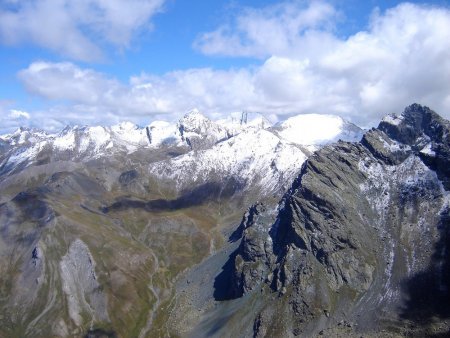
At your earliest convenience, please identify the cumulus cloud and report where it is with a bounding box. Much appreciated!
[18,61,258,117]
[194,0,339,59]
[11,1,450,132]
[194,1,450,124]
[9,109,30,119]
[0,104,32,134]
[0,0,165,61]
[18,62,121,103]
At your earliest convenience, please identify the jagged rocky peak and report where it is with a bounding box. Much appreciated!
[223,104,450,337]
[1,126,49,146]
[229,202,278,298]
[364,103,450,187]
[379,103,449,145]
[177,109,230,149]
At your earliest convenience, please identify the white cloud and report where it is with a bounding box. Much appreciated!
[18,61,259,117]
[18,61,122,103]
[9,109,30,119]
[0,0,165,61]
[10,2,450,132]
[194,0,339,59]
[0,103,33,134]
[193,1,450,124]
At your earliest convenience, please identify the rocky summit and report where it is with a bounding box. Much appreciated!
[0,104,449,337]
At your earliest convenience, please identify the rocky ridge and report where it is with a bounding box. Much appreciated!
[167,104,450,338]
[0,111,361,198]
[208,104,450,337]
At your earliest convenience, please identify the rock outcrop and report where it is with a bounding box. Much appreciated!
[60,239,109,327]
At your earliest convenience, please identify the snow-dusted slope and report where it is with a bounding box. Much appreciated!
[0,109,268,168]
[53,123,151,154]
[144,110,266,149]
[150,113,364,195]
[0,111,233,176]
[0,124,152,176]
[150,127,307,194]
[0,127,49,146]
[145,121,180,147]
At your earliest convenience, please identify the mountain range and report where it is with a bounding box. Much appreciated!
[0,104,448,337]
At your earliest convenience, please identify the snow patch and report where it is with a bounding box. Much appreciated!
[53,129,76,151]
[382,113,404,126]
[420,143,436,156]
[378,134,410,152]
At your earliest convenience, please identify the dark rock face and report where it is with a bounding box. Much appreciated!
[0,138,9,154]
[225,104,450,337]
[377,103,450,189]
[118,169,138,185]
[84,328,117,338]
[230,203,276,298]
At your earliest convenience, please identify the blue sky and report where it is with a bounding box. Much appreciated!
[1,0,450,133]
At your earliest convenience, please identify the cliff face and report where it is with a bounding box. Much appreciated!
[228,104,450,337]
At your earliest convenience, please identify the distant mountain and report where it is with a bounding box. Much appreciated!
[0,110,362,190]
[0,109,369,337]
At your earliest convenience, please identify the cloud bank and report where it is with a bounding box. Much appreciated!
[8,1,450,132]
[0,0,165,61]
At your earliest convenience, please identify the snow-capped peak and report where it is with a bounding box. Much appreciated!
[178,109,215,133]
[177,109,230,148]
[48,123,149,154]
[272,114,363,149]
[1,110,365,181]
[1,127,49,146]
[182,108,206,121]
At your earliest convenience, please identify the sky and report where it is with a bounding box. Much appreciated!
[0,0,450,134]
